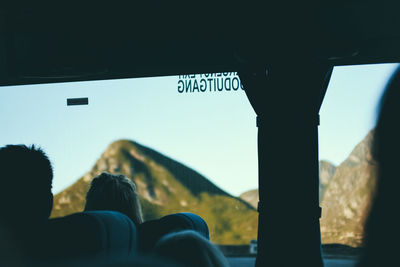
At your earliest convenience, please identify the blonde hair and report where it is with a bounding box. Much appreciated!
[84,172,143,225]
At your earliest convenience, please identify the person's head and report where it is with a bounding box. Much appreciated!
[84,172,143,225]
[0,144,53,224]
[153,230,229,267]
[358,66,400,266]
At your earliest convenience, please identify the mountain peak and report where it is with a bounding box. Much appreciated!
[342,130,375,167]
[102,140,141,159]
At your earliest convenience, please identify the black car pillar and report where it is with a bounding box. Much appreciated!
[239,61,332,267]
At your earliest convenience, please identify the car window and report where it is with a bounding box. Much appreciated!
[319,63,399,250]
[0,73,258,249]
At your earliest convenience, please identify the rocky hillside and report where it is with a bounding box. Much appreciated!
[320,130,377,247]
[51,140,258,245]
[319,160,336,202]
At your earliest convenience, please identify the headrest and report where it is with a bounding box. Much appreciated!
[43,211,137,262]
[160,213,209,240]
[138,212,209,252]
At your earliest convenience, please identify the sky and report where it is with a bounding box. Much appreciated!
[0,63,398,196]
[0,73,258,196]
[318,63,399,166]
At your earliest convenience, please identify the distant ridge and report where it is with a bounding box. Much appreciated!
[319,160,336,202]
[239,189,258,209]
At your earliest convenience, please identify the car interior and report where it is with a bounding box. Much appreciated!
[2,1,400,266]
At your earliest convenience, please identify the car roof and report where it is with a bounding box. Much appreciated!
[1,0,400,86]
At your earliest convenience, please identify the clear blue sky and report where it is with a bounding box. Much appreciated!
[318,63,399,166]
[0,74,258,196]
[0,64,398,196]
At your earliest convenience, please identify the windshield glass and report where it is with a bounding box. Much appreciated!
[319,63,399,249]
[0,73,258,247]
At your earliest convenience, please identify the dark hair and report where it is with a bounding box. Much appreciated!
[358,66,400,266]
[154,230,229,267]
[84,172,143,226]
[0,144,54,223]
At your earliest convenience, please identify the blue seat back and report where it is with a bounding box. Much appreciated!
[138,212,209,252]
[45,210,137,262]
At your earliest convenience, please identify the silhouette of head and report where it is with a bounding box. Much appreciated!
[358,66,400,266]
[154,230,229,267]
[0,144,53,224]
[85,172,143,226]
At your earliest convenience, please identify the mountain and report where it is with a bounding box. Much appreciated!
[51,140,258,245]
[239,189,258,209]
[320,130,377,247]
[319,160,336,202]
